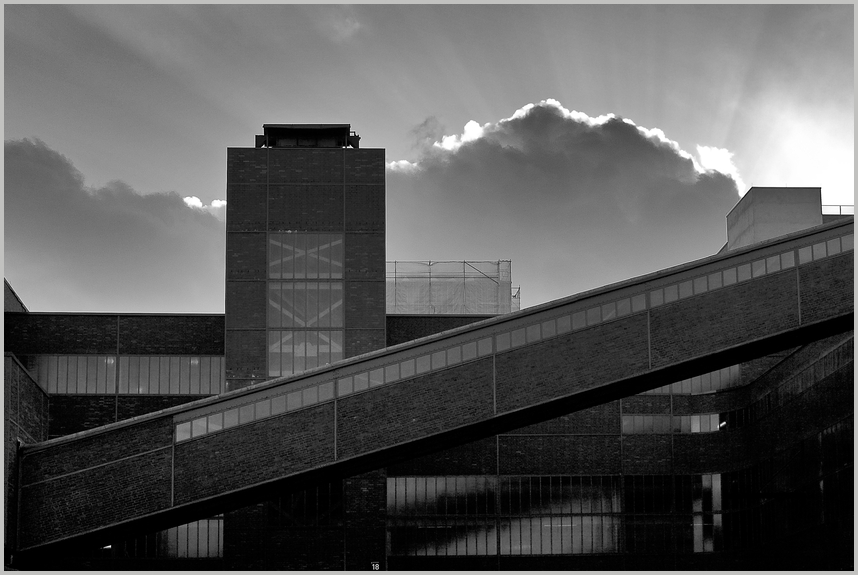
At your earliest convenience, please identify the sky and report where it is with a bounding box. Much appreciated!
[4,4,854,313]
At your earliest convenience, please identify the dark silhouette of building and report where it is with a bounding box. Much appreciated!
[4,125,853,570]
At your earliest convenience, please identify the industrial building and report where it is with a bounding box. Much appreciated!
[4,124,853,570]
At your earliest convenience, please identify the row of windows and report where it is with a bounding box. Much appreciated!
[388,513,726,557]
[99,517,223,559]
[119,356,225,395]
[649,233,851,308]
[639,365,741,395]
[35,355,225,395]
[388,475,724,557]
[176,380,336,442]
[388,515,622,556]
[268,330,344,377]
[621,414,723,434]
[268,233,344,279]
[388,475,723,519]
[720,338,852,431]
[267,282,343,329]
[176,231,852,442]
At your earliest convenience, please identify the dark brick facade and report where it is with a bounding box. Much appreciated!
[4,355,49,563]
[5,313,224,356]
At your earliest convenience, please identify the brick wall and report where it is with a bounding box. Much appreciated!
[5,313,224,356]
[5,355,49,562]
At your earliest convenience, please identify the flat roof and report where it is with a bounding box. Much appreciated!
[262,123,351,130]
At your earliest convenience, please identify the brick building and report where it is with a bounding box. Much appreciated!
[3,125,853,570]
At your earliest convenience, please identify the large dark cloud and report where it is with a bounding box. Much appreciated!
[4,138,225,312]
[387,101,741,308]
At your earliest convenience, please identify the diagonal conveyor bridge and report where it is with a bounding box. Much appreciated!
[16,218,854,555]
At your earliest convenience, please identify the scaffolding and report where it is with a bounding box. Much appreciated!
[386,260,520,315]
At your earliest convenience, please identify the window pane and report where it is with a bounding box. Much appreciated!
[679,280,693,299]
[693,276,708,295]
[586,307,601,325]
[190,357,201,394]
[292,331,306,374]
[708,272,722,289]
[302,386,318,406]
[752,259,766,278]
[338,377,354,396]
[118,357,128,394]
[812,242,827,260]
[542,319,557,338]
[318,381,334,402]
[664,284,678,303]
[200,357,211,395]
[293,234,306,278]
[412,354,431,374]
[723,268,737,285]
[601,302,617,321]
[318,284,330,328]
[330,284,344,327]
[207,413,223,433]
[354,372,369,392]
[511,328,526,347]
[400,359,415,379]
[766,255,780,273]
[192,417,207,437]
[781,250,796,269]
[616,298,631,317]
[281,234,295,279]
[798,245,813,264]
[446,347,461,366]
[272,395,287,414]
[95,356,107,394]
[180,357,191,394]
[631,294,647,312]
[268,284,282,329]
[526,324,541,343]
[737,263,752,282]
[256,399,271,418]
[176,423,191,442]
[827,237,841,255]
[223,408,238,428]
[496,332,511,351]
[269,234,282,279]
[330,237,344,278]
[650,289,664,307]
[306,235,319,279]
[170,357,181,394]
[305,330,318,371]
[478,338,492,356]
[239,404,254,424]
[150,357,164,394]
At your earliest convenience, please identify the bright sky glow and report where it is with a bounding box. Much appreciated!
[4,5,853,313]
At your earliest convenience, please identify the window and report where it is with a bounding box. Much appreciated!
[36,355,223,395]
[268,233,345,377]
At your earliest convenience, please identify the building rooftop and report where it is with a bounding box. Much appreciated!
[256,124,360,149]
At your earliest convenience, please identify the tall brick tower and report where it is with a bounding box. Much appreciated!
[225,124,385,391]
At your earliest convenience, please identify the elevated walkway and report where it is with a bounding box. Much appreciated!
[16,219,853,556]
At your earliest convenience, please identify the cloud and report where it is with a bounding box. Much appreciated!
[4,138,225,312]
[184,196,227,221]
[387,99,742,308]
